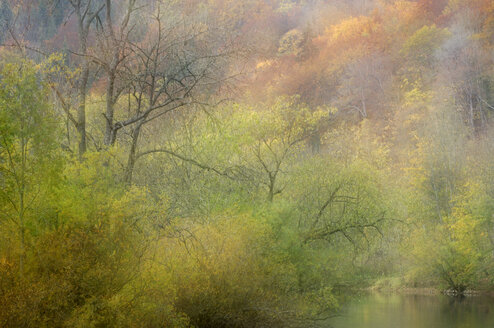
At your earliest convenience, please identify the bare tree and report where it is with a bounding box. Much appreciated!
[437,20,494,131]
[337,52,391,119]
[94,0,138,146]
[102,3,239,184]
[68,0,105,158]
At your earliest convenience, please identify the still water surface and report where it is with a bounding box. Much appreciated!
[330,293,494,328]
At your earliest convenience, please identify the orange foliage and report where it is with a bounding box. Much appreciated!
[315,15,386,61]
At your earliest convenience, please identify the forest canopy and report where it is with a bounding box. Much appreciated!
[1,0,494,327]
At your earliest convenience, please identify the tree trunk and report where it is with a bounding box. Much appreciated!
[469,92,475,130]
[18,136,26,276]
[104,71,116,146]
[77,67,88,159]
[124,122,143,185]
[76,17,89,159]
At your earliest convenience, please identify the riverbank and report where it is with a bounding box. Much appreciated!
[330,292,494,328]
[367,277,494,297]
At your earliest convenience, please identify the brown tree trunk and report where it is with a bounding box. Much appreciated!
[124,122,143,185]
[77,64,88,158]
[104,71,116,146]
[70,0,106,159]
[76,11,89,159]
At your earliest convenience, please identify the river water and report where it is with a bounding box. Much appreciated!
[329,292,494,328]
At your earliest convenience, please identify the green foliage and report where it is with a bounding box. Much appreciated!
[155,212,339,328]
[0,59,61,203]
[225,96,333,201]
[0,59,62,266]
[290,157,390,245]
[5,0,494,325]
[402,103,494,293]
[400,25,451,89]
[0,214,150,327]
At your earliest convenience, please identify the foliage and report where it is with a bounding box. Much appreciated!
[4,0,494,327]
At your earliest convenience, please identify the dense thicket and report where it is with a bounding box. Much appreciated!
[1,0,494,327]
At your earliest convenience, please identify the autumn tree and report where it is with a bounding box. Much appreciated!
[104,2,242,184]
[0,59,61,273]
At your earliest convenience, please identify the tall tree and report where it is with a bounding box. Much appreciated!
[68,0,105,159]
[0,60,60,274]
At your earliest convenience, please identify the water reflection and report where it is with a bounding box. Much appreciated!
[330,293,494,328]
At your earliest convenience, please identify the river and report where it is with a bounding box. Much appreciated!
[329,292,494,328]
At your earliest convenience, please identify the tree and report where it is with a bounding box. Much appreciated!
[231,97,332,201]
[109,2,239,184]
[399,24,450,91]
[289,146,392,247]
[437,24,494,131]
[0,59,61,273]
[129,96,331,207]
[336,52,391,119]
[67,0,105,159]
[94,0,137,147]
